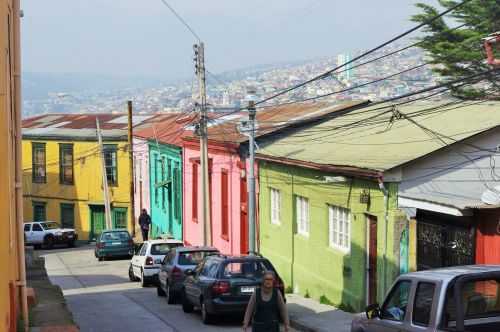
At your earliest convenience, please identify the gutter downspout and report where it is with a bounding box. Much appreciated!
[378,177,389,299]
[13,0,29,330]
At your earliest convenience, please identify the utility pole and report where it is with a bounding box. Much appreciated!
[194,42,212,246]
[247,96,257,255]
[96,118,113,230]
[128,101,136,237]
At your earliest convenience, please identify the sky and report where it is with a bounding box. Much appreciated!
[21,0,440,81]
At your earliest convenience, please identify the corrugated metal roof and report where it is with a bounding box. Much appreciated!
[184,100,367,144]
[258,101,500,172]
[133,112,196,147]
[22,113,154,140]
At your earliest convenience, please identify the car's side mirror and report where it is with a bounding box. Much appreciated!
[185,269,195,276]
[365,303,380,319]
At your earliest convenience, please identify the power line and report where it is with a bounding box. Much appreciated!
[159,0,201,42]
[254,0,473,106]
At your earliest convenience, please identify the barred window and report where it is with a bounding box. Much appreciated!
[59,144,74,184]
[32,143,46,183]
[103,145,118,186]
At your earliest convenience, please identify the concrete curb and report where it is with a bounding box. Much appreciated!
[290,318,317,332]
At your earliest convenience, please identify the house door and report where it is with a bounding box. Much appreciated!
[90,205,105,241]
[240,177,248,254]
[367,215,378,305]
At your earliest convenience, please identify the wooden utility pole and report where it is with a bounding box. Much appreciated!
[194,42,212,246]
[128,101,136,237]
[96,118,113,230]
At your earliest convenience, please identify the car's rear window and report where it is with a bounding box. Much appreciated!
[101,232,130,241]
[41,222,59,230]
[222,260,273,279]
[178,251,217,265]
[151,243,182,255]
[443,278,500,328]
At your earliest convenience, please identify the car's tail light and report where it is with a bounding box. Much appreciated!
[172,266,182,278]
[212,281,230,295]
[145,256,154,266]
[97,243,105,249]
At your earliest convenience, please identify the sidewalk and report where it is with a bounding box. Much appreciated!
[286,294,356,332]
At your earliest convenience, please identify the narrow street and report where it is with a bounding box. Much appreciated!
[41,245,256,332]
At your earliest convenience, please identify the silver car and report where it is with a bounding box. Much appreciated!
[352,265,500,332]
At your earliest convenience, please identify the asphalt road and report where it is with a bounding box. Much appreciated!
[40,244,262,332]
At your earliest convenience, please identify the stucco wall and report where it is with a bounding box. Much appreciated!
[259,161,399,312]
[183,144,250,255]
[133,137,150,235]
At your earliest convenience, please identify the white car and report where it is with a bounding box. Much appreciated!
[24,221,78,249]
[129,239,184,287]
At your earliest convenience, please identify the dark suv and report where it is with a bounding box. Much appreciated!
[157,246,219,303]
[181,255,285,324]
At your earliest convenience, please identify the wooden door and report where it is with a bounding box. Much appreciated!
[367,215,378,305]
[240,177,248,254]
[90,205,105,241]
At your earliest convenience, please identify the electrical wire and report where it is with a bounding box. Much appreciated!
[159,0,201,42]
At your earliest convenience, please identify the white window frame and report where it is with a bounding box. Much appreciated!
[296,196,309,237]
[270,188,281,225]
[329,205,351,253]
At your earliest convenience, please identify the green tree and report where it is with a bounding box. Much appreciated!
[412,0,500,99]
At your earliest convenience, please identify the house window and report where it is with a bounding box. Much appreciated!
[296,196,309,236]
[192,163,198,222]
[167,160,172,215]
[161,157,166,209]
[33,202,46,222]
[60,203,75,228]
[173,164,181,222]
[154,154,159,206]
[221,169,229,239]
[270,188,281,225]
[32,142,46,183]
[59,143,74,184]
[113,208,128,229]
[329,205,351,252]
[103,145,118,186]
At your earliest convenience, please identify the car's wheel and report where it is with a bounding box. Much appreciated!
[129,265,138,282]
[181,290,194,313]
[141,270,148,287]
[44,235,54,249]
[166,282,175,304]
[201,300,214,324]
[157,285,166,297]
[98,256,104,262]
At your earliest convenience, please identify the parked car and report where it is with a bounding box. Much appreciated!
[157,246,219,303]
[181,254,285,324]
[129,239,184,287]
[94,229,134,261]
[351,265,500,332]
[24,221,78,249]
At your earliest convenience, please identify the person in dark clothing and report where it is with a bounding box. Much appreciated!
[243,271,290,332]
[138,209,151,241]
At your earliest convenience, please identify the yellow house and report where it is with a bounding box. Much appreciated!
[22,114,151,241]
[0,0,29,331]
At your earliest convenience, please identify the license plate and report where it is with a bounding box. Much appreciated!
[241,286,255,294]
[67,235,74,238]
[155,259,162,264]
[111,242,121,245]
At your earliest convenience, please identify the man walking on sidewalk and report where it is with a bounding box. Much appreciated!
[138,209,151,241]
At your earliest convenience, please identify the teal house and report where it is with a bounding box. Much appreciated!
[133,114,187,241]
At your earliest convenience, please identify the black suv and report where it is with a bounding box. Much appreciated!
[181,254,285,324]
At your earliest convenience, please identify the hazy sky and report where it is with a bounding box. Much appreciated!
[21,0,439,80]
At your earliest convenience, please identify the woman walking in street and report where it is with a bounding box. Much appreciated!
[243,271,290,332]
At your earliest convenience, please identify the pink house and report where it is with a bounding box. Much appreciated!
[182,101,367,255]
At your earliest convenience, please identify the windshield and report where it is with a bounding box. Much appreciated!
[101,232,130,242]
[443,278,500,327]
[222,260,272,279]
[178,251,217,266]
[41,222,59,230]
[151,243,182,255]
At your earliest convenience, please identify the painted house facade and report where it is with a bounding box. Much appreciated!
[133,113,194,240]
[182,101,368,255]
[22,114,152,241]
[257,101,500,311]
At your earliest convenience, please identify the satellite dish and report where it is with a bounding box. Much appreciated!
[481,185,500,205]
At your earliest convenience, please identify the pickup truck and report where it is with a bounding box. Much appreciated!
[24,221,78,249]
[351,265,500,332]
